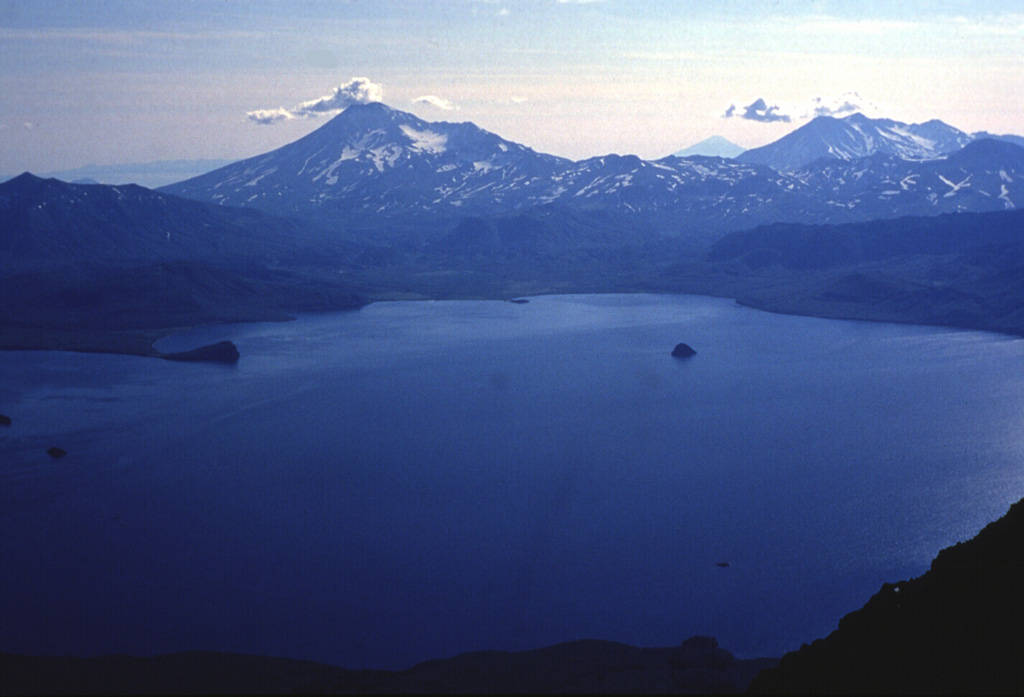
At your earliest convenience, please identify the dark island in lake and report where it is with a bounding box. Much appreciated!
[671,342,697,358]
[160,340,240,364]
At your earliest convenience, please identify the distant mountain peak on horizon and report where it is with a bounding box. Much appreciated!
[672,136,746,159]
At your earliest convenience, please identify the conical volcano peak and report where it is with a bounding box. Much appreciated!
[841,112,871,124]
[321,101,415,130]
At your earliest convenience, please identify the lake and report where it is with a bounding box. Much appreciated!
[2,294,1024,669]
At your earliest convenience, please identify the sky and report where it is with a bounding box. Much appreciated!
[2,0,1024,175]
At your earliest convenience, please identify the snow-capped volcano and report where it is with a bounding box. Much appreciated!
[161,102,571,222]
[737,113,974,172]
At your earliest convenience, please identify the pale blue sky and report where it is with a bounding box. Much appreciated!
[2,0,1023,173]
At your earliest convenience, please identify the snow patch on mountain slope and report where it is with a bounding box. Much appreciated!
[938,174,971,197]
[400,125,447,154]
[1000,184,1014,208]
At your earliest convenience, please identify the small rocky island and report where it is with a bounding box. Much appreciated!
[0,414,11,426]
[671,342,697,358]
[160,340,240,364]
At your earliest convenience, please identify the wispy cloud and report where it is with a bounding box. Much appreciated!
[723,92,882,124]
[0,27,261,44]
[246,108,294,125]
[413,95,459,111]
[247,78,384,125]
[723,98,790,123]
[791,16,922,35]
[802,92,881,119]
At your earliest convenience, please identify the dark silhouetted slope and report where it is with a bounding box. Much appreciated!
[748,496,1024,694]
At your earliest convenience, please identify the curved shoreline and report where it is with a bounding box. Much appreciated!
[2,288,1022,360]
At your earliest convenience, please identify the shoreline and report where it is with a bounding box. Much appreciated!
[3,289,1022,360]
[731,296,1024,340]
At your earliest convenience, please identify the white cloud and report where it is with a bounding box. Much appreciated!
[294,77,383,115]
[723,98,790,123]
[800,92,882,119]
[245,107,294,125]
[723,92,884,125]
[247,77,384,125]
[499,8,510,16]
[413,95,459,111]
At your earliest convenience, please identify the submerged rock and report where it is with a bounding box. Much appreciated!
[46,447,66,458]
[161,340,240,364]
[672,342,697,358]
[0,414,11,426]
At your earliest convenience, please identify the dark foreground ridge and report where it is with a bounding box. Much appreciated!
[748,496,1024,694]
[4,496,1024,694]
[0,637,776,695]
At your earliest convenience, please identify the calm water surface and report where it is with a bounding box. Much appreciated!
[3,294,1024,668]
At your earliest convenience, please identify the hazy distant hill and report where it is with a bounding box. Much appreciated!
[0,159,238,189]
[672,135,746,158]
[690,207,1024,337]
[0,173,366,351]
[0,173,339,269]
[707,207,1024,271]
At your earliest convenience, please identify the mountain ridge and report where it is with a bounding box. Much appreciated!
[160,104,1024,238]
[736,112,975,172]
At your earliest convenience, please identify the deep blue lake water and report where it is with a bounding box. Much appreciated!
[3,294,1024,669]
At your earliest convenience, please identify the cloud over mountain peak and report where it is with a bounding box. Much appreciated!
[247,77,384,125]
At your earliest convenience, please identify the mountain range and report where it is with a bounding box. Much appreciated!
[5,102,1024,353]
[159,104,1024,239]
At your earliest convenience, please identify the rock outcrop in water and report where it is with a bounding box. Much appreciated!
[0,414,10,426]
[161,341,240,364]
[46,447,66,458]
[748,496,1024,694]
[671,342,697,358]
